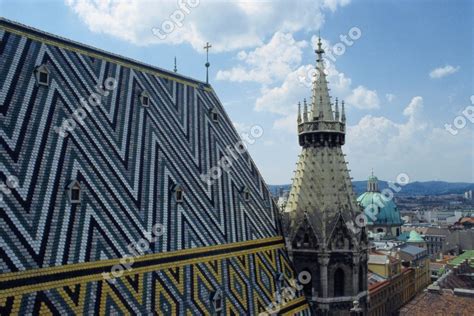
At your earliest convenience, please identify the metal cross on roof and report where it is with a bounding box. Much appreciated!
[204,42,212,84]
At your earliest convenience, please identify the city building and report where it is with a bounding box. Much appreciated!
[398,244,431,293]
[357,174,403,237]
[0,19,309,315]
[366,243,430,316]
[423,227,451,258]
[406,230,427,250]
[284,37,368,315]
[415,209,467,226]
[464,190,473,201]
[367,266,415,316]
[429,262,447,281]
[456,216,474,229]
[400,250,474,315]
[368,252,401,278]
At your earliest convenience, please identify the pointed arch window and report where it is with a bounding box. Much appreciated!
[334,268,345,297]
[67,180,81,204]
[303,233,310,246]
[211,289,223,313]
[35,64,50,86]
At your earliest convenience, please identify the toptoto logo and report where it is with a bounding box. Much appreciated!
[152,0,200,40]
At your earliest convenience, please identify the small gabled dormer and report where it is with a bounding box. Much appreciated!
[210,107,219,122]
[241,186,250,202]
[210,289,223,313]
[35,64,50,86]
[140,91,150,107]
[67,180,81,204]
[173,185,184,203]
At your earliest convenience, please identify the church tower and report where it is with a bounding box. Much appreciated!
[285,38,368,315]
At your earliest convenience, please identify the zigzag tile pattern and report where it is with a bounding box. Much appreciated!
[0,238,308,314]
[0,19,309,315]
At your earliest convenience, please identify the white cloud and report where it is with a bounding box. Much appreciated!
[65,0,350,52]
[216,32,307,84]
[251,34,376,133]
[346,96,473,181]
[385,93,395,102]
[254,64,312,117]
[403,96,423,118]
[323,0,352,11]
[429,65,460,79]
[346,85,380,109]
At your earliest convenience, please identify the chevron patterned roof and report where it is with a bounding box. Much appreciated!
[0,18,309,315]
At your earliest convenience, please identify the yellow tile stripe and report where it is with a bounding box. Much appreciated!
[0,237,284,298]
[281,297,310,316]
[0,22,213,92]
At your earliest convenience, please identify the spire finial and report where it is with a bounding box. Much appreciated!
[173,56,177,73]
[341,100,346,122]
[297,101,302,123]
[316,32,324,61]
[204,42,212,84]
[335,97,340,121]
[303,98,308,122]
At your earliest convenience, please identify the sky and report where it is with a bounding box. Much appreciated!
[1,0,473,184]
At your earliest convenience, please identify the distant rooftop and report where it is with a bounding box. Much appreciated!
[449,250,474,268]
[400,258,474,315]
[399,244,426,257]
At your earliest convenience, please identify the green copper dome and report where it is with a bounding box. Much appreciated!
[356,173,402,226]
[368,175,378,182]
[407,230,424,243]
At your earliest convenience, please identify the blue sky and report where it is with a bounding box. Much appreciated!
[1,0,473,184]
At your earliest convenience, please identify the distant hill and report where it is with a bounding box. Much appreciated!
[268,181,474,197]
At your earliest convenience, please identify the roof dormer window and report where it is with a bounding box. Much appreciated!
[241,187,250,202]
[210,108,219,122]
[211,289,223,313]
[174,185,184,203]
[140,91,150,107]
[67,180,81,204]
[35,64,50,86]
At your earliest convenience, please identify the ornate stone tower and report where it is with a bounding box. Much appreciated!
[285,38,368,315]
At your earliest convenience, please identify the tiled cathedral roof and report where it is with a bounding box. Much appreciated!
[0,18,309,315]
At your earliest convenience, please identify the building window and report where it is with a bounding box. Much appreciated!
[211,289,223,313]
[35,65,50,86]
[334,268,345,297]
[67,180,81,204]
[303,233,309,246]
[242,187,250,202]
[174,185,184,203]
[210,108,219,122]
[140,91,150,107]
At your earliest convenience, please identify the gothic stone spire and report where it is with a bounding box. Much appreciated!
[285,34,368,314]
